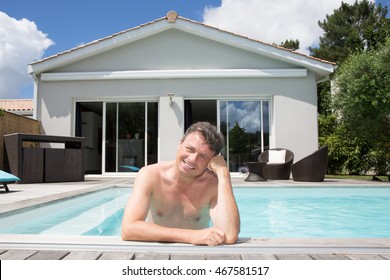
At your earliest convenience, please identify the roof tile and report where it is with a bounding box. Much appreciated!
[0,99,33,111]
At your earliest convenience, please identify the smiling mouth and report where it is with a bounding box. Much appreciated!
[183,160,195,170]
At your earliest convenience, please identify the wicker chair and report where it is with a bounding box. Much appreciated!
[258,148,294,180]
[292,146,328,182]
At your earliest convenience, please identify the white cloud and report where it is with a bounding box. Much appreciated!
[221,101,262,133]
[0,12,53,99]
[202,0,357,55]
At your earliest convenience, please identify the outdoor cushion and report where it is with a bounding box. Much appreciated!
[0,170,20,182]
[268,150,286,164]
[120,165,140,172]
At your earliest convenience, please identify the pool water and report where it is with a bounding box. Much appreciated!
[0,187,389,238]
[0,188,128,236]
[236,187,390,238]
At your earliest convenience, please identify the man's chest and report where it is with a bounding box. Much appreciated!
[149,186,212,228]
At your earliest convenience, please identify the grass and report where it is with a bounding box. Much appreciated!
[325,174,389,182]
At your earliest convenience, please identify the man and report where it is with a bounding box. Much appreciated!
[121,122,240,246]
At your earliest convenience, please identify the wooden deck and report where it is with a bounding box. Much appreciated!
[1,235,390,260]
[1,248,390,260]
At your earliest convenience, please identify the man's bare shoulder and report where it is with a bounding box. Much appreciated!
[139,161,173,174]
[136,161,174,183]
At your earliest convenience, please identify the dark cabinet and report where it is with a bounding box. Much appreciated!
[4,133,84,183]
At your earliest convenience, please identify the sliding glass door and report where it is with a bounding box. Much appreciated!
[105,102,158,173]
[220,100,269,172]
[184,99,270,173]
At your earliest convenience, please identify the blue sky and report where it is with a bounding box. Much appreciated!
[1,0,219,58]
[1,0,388,99]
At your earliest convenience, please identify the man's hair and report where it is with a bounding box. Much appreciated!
[182,122,225,155]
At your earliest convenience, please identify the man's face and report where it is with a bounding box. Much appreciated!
[176,132,215,177]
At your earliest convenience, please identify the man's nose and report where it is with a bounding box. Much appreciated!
[188,153,199,162]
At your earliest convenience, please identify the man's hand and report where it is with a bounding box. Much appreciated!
[191,227,226,246]
[207,155,228,175]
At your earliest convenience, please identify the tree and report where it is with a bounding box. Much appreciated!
[310,0,389,177]
[280,39,300,51]
[317,81,332,115]
[310,0,389,64]
[229,122,247,154]
[332,38,390,176]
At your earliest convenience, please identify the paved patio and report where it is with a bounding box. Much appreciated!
[0,175,389,260]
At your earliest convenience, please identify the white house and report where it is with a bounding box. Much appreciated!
[28,11,336,176]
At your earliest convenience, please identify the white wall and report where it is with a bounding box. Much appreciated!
[272,71,319,161]
[158,96,184,161]
[58,29,291,72]
[273,96,318,161]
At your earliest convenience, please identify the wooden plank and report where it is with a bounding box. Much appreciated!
[27,250,70,260]
[0,250,38,260]
[98,252,135,260]
[310,254,349,260]
[275,254,313,260]
[205,254,241,260]
[346,254,386,260]
[379,254,390,260]
[62,251,102,260]
[170,254,206,260]
[241,254,277,260]
[134,252,170,260]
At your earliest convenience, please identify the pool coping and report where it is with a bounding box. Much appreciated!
[1,234,390,255]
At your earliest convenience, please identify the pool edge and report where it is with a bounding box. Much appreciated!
[1,234,390,254]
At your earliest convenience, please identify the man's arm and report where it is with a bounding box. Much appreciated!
[121,167,225,245]
[208,155,241,244]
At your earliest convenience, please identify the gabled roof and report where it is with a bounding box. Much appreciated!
[28,11,336,78]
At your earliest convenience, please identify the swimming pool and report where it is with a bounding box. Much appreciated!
[0,186,389,238]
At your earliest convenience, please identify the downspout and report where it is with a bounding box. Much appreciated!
[28,65,39,121]
[31,74,39,120]
[316,75,329,84]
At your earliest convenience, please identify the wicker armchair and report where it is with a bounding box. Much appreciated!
[292,146,328,182]
[258,148,294,180]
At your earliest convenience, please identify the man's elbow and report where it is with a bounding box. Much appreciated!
[224,232,239,244]
[121,228,130,241]
[121,225,135,241]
